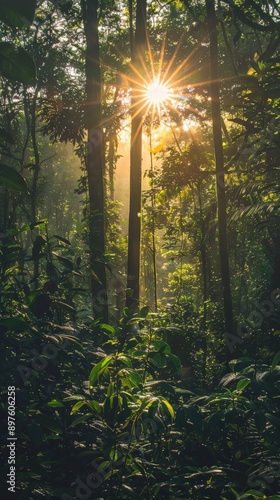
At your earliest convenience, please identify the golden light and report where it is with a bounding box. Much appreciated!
[146,79,170,106]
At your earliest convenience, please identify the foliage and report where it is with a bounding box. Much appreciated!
[1,0,280,499]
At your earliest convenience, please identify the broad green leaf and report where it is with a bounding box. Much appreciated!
[167,353,182,373]
[86,400,101,414]
[139,305,150,318]
[153,340,171,353]
[236,378,251,392]
[0,43,36,85]
[0,0,36,29]
[0,316,30,331]
[0,164,28,193]
[89,355,113,387]
[271,351,280,370]
[99,323,115,334]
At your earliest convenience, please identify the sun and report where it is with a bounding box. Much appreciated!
[146,79,170,106]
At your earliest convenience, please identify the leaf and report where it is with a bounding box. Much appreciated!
[160,397,175,419]
[0,43,36,85]
[70,413,92,427]
[240,490,267,498]
[47,399,65,408]
[53,234,71,245]
[237,378,251,392]
[271,351,280,370]
[139,305,150,318]
[99,323,115,334]
[0,164,28,193]
[52,252,74,270]
[70,401,86,415]
[87,400,101,414]
[0,0,36,29]
[0,316,31,331]
[89,355,113,387]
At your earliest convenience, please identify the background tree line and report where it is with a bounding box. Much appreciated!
[0,0,280,498]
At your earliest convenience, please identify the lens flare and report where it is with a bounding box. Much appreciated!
[146,80,170,106]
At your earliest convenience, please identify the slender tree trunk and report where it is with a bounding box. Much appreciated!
[30,87,40,224]
[197,187,208,384]
[82,0,108,321]
[126,0,147,310]
[206,0,234,359]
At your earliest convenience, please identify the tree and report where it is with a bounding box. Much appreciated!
[126,0,147,311]
[81,0,108,320]
[206,0,234,357]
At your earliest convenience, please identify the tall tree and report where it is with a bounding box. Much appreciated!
[81,0,108,320]
[126,0,147,310]
[205,0,234,357]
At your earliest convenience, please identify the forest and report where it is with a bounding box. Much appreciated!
[0,0,280,498]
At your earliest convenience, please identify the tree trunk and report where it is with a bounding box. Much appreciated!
[81,0,108,321]
[126,0,147,311]
[206,0,234,359]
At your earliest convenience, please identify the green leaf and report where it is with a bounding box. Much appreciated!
[52,252,74,270]
[167,353,182,373]
[0,43,36,85]
[89,355,113,387]
[0,0,36,29]
[237,378,251,392]
[139,305,150,318]
[0,316,31,331]
[99,323,115,334]
[271,351,280,370]
[240,490,266,498]
[70,401,86,415]
[160,397,175,419]
[0,164,28,193]
[47,399,65,408]
[70,413,92,427]
[53,234,71,245]
[86,400,102,414]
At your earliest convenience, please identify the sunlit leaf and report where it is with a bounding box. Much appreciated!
[236,378,251,392]
[47,399,65,408]
[160,397,175,419]
[89,355,113,387]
